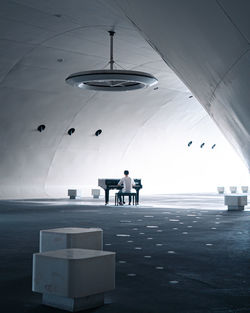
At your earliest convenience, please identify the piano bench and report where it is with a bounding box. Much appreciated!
[115,192,137,206]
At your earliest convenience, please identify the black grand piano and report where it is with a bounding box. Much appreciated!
[98,178,142,205]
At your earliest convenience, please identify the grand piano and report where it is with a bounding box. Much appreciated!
[98,178,142,205]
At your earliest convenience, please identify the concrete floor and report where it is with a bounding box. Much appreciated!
[0,194,250,313]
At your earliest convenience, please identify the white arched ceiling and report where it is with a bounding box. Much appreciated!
[0,0,248,198]
[114,0,250,171]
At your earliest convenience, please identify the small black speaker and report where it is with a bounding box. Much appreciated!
[68,128,75,136]
[37,124,46,132]
[95,129,102,136]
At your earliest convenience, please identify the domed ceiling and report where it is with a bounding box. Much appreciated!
[0,0,248,198]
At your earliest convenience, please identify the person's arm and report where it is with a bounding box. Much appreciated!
[118,178,124,186]
[131,178,136,187]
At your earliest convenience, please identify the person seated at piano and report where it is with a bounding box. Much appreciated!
[117,170,135,205]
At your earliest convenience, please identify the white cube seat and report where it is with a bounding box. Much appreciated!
[32,248,115,311]
[241,186,248,193]
[224,195,247,211]
[91,189,100,199]
[217,186,224,194]
[229,186,237,194]
[68,189,81,199]
[40,227,103,252]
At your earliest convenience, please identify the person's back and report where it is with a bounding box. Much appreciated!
[117,170,135,205]
[119,176,133,192]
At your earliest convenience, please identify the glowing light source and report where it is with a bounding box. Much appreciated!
[66,31,158,92]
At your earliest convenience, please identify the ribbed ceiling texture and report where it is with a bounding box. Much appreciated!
[0,0,249,198]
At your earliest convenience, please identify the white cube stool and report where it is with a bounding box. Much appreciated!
[68,189,81,199]
[32,248,115,312]
[40,227,103,252]
[91,189,100,199]
[217,186,224,194]
[229,186,237,194]
[224,195,247,211]
[241,186,248,193]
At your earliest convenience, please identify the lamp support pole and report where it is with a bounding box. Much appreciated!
[108,31,115,70]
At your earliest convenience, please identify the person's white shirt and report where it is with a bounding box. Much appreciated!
[118,176,135,192]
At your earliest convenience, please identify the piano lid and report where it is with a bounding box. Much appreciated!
[98,178,142,189]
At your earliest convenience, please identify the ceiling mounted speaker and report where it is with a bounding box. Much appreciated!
[37,124,46,132]
[68,128,75,136]
[95,129,102,136]
[66,31,158,92]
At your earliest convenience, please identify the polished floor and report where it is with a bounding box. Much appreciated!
[0,194,250,313]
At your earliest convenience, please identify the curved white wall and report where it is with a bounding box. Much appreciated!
[115,0,250,170]
[0,0,248,198]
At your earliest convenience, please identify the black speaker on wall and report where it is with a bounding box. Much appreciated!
[68,128,75,136]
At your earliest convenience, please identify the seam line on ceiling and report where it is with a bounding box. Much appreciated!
[216,0,249,44]
[208,47,250,106]
[0,23,147,86]
[43,92,97,194]
[0,25,112,86]
[120,12,197,104]
[9,0,81,27]
[121,95,178,161]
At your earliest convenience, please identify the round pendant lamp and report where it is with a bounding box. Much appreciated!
[66,31,158,91]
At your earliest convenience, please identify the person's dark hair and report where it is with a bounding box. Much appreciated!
[124,170,129,175]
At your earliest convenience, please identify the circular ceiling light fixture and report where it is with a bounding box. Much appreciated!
[66,31,158,91]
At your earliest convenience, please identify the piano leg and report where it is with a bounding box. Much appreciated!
[136,190,139,205]
[105,189,109,205]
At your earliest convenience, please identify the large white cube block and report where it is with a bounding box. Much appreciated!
[40,227,103,253]
[42,293,104,312]
[224,195,247,211]
[32,248,115,311]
